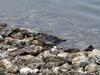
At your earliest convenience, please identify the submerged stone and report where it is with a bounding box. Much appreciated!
[84,45,94,51]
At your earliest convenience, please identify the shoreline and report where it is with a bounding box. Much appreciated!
[0,23,100,75]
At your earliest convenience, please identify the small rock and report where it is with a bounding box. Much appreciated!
[50,46,59,55]
[0,35,4,42]
[42,69,53,75]
[95,58,100,65]
[59,63,71,72]
[16,39,29,47]
[7,47,18,52]
[84,45,94,51]
[52,67,59,74]
[51,46,57,52]
[32,40,43,46]
[5,37,14,45]
[0,59,18,73]
[92,49,100,56]
[79,62,89,68]
[72,55,88,65]
[42,51,55,58]
[85,63,97,73]
[57,52,69,58]
[15,55,34,65]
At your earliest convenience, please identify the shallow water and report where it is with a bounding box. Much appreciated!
[0,0,100,49]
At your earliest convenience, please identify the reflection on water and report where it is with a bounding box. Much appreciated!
[0,0,100,49]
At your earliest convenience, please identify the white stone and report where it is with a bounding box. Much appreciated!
[20,67,38,75]
[0,35,3,41]
[7,47,17,52]
[20,67,32,75]
[51,46,57,52]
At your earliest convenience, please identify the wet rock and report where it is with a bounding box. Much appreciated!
[84,45,94,51]
[85,63,97,73]
[35,33,66,46]
[0,23,7,28]
[0,59,18,73]
[20,29,31,37]
[0,51,9,58]
[20,67,33,75]
[64,48,80,53]
[79,62,89,68]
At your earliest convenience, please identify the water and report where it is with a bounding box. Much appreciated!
[0,0,100,49]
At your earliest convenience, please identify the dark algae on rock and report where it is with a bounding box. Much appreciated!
[0,23,100,75]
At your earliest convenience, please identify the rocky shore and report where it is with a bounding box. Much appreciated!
[0,23,100,75]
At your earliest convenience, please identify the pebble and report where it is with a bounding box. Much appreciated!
[91,49,100,57]
[79,62,89,68]
[0,59,18,73]
[59,63,71,72]
[57,52,69,58]
[51,46,57,52]
[20,67,33,75]
[85,63,97,73]
[95,58,100,65]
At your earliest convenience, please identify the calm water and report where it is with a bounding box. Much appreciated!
[0,0,100,49]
